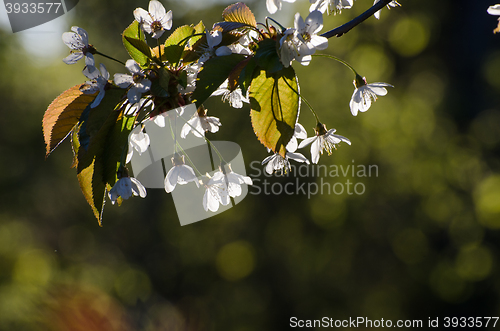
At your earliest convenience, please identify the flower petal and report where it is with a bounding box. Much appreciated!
[287,152,310,164]
[62,52,83,65]
[266,0,280,14]
[310,137,321,164]
[149,0,166,20]
[114,73,133,88]
[298,136,317,149]
[130,177,147,198]
[133,7,150,23]
[125,59,141,74]
[164,166,180,193]
[488,5,500,16]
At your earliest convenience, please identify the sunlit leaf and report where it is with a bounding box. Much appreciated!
[249,67,300,157]
[164,25,196,66]
[124,36,153,62]
[213,21,248,33]
[75,89,126,225]
[182,21,206,64]
[222,2,257,28]
[43,85,96,157]
[165,25,195,47]
[122,21,150,67]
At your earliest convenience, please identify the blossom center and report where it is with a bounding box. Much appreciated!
[151,20,163,33]
[301,32,312,43]
[133,73,143,84]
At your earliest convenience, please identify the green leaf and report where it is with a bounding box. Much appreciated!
[249,67,300,157]
[43,85,96,157]
[123,21,150,67]
[165,25,195,47]
[192,54,247,107]
[124,36,153,61]
[182,21,206,64]
[238,56,257,95]
[150,67,171,98]
[254,38,284,74]
[164,25,196,66]
[102,114,136,188]
[222,2,257,28]
[75,89,126,225]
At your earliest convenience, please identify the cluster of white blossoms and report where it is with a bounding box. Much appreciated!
[262,121,352,172]
[279,10,328,67]
[59,0,401,212]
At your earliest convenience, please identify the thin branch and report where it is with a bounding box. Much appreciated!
[321,0,395,38]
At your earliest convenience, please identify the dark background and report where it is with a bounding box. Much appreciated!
[1,0,500,329]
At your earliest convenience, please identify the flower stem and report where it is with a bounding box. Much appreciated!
[283,77,321,123]
[320,0,395,38]
[157,39,163,66]
[313,54,358,75]
[265,17,286,33]
[94,51,125,66]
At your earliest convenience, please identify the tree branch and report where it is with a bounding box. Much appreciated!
[320,0,395,38]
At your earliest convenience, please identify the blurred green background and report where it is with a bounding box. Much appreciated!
[1,0,500,330]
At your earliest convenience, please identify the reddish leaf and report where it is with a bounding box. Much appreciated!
[43,85,95,157]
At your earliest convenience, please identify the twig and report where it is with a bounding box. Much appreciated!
[321,0,395,38]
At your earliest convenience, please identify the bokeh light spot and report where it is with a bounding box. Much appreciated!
[474,175,500,229]
[216,241,255,281]
[389,16,430,57]
[455,244,493,282]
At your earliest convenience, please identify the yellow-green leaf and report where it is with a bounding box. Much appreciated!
[123,21,149,67]
[43,85,95,157]
[249,67,300,157]
[222,2,257,28]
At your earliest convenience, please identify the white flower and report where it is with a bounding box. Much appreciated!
[180,107,221,138]
[262,152,310,175]
[279,11,327,68]
[126,129,150,163]
[488,5,500,33]
[152,106,184,128]
[80,63,109,108]
[298,123,351,164]
[164,154,199,193]
[488,4,500,15]
[62,26,95,65]
[114,59,152,104]
[178,63,200,95]
[198,30,232,63]
[108,176,147,204]
[373,0,400,19]
[266,0,296,14]
[201,172,230,212]
[279,28,313,67]
[262,123,310,174]
[309,0,353,15]
[294,10,328,58]
[133,0,173,39]
[225,167,253,198]
[349,75,393,116]
[211,80,249,109]
[286,123,308,152]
